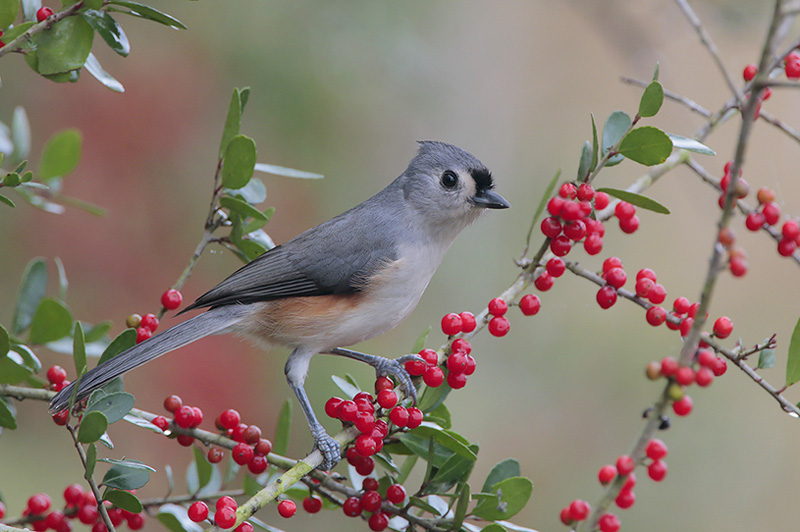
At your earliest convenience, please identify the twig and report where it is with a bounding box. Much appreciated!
[66,424,116,532]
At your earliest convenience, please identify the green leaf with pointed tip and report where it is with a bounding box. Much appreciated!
[0,325,8,357]
[0,397,16,429]
[666,133,715,155]
[102,488,143,513]
[189,446,212,492]
[220,195,268,232]
[12,344,40,372]
[77,410,108,443]
[590,114,599,172]
[652,62,660,81]
[602,111,632,167]
[758,347,776,369]
[82,10,130,56]
[222,135,257,190]
[13,258,47,335]
[410,423,477,461]
[452,482,471,531]
[398,434,452,468]
[427,403,451,430]
[408,496,443,516]
[101,459,153,490]
[253,163,323,179]
[85,443,97,478]
[639,81,664,118]
[577,141,592,181]
[471,477,533,521]
[39,129,82,181]
[481,458,521,493]
[73,321,87,378]
[220,88,243,155]
[107,1,186,29]
[785,315,800,387]
[0,194,15,208]
[411,326,431,353]
[87,391,135,424]
[618,126,672,166]
[0,0,19,31]
[84,52,125,93]
[84,321,113,343]
[29,298,72,344]
[273,398,292,456]
[429,445,477,490]
[98,329,136,365]
[331,374,360,398]
[36,16,94,75]
[596,187,670,214]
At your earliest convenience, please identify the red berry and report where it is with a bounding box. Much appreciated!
[45,511,65,531]
[577,183,595,201]
[785,51,800,79]
[423,365,444,387]
[616,455,635,476]
[645,438,668,460]
[488,315,510,337]
[36,6,54,21]
[636,268,656,282]
[584,233,603,255]
[464,355,476,375]
[405,358,426,376]
[598,464,617,485]
[174,405,195,429]
[248,454,269,474]
[376,389,397,409]
[406,407,423,428]
[604,267,627,289]
[447,351,469,375]
[215,506,237,528]
[217,496,237,511]
[763,202,781,225]
[135,326,151,344]
[163,394,182,413]
[208,447,224,463]
[356,457,375,475]
[778,237,797,257]
[567,499,591,521]
[534,272,554,291]
[660,356,679,377]
[547,196,565,216]
[360,490,382,512]
[63,483,84,505]
[447,371,468,389]
[743,63,758,81]
[541,216,563,238]
[594,191,610,210]
[459,311,477,333]
[488,297,508,316]
[619,214,640,234]
[563,220,587,241]
[745,211,764,231]
[77,505,98,524]
[387,484,406,505]
[519,294,541,316]
[635,277,654,298]
[419,348,439,366]
[140,313,159,332]
[615,489,636,509]
[602,256,623,273]
[28,493,51,515]
[441,313,462,335]
[277,500,296,518]
[303,496,322,514]
[560,200,583,221]
[673,395,693,416]
[47,365,67,385]
[337,400,358,422]
[177,434,195,446]
[713,316,733,338]
[354,395,374,413]
[389,406,409,427]
[234,523,253,532]
[161,288,183,310]
[368,512,389,531]
[342,497,362,517]
[545,257,565,277]
[614,201,636,220]
[128,514,145,530]
[695,367,714,387]
[451,338,471,354]
[191,406,204,428]
[219,408,242,430]
[782,219,800,240]
[596,285,617,309]
[559,507,572,526]
[151,415,169,431]
[255,438,272,456]
[648,283,666,304]
[188,502,209,522]
[550,235,572,256]
[559,182,577,199]
[232,442,255,465]
[675,366,694,386]
[648,459,668,482]
[598,513,621,532]
[584,218,605,236]
[355,411,376,434]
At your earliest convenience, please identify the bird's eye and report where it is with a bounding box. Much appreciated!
[441,171,459,189]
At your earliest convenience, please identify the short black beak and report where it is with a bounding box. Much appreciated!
[472,189,510,209]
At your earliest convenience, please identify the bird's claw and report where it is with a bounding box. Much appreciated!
[312,430,341,471]
[375,354,421,406]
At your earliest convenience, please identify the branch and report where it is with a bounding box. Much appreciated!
[0,2,85,58]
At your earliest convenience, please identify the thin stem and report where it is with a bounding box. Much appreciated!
[66,425,116,532]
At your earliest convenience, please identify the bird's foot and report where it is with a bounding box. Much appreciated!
[373,353,423,406]
[312,430,342,471]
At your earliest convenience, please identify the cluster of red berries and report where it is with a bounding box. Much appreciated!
[338,477,406,531]
[46,365,70,392]
[739,64,772,119]
[125,312,159,344]
[540,183,614,260]
[188,496,255,530]
[440,311,476,336]
[406,340,476,390]
[36,6,54,22]
[743,185,800,258]
[646,348,728,416]
[12,487,145,532]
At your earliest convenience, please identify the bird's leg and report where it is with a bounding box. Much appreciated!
[325,348,423,405]
[285,349,341,471]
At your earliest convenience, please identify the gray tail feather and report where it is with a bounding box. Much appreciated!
[49,305,249,413]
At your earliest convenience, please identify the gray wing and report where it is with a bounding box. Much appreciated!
[182,203,399,312]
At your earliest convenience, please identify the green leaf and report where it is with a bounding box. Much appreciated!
[220,88,243,155]
[785,315,800,387]
[29,298,73,344]
[82,10,130,56]
[35,16,94,75]
[525,169,561,249]
[0,0,19,32]
[84,0,104,8]
[39,129,82,181]
[427,403,451,430]
[595,187,671,214]
[11,343,40,372]
[0,325,8,357]
[86,391,135,424]
[638,81,664,118]
[471,477,533,521]
[480,524,508,532]
[0,397,17,429]
[331,374,360,399]
[225,177,266,205]
[577,141,592,181]
[156,504,203,532]
[253,163,323,179]
[98,329,136,364]
[3,172,21,187]
[188,446,212,493]
[0,194,15,208]
[107,1,186,29]
[652,62,660,81]
[101,459,153,490]
[453,482,471,531]
[12,106,30,163]
[85,443,97,478]
[666,133,715,155]
[84,321,113,343]
[398,434,452,468]
[2,21,34,42]
[429,446,477,490]
[411,327,431,355]
[0,351,33,384]
[54,257,68,302]
[618,126,673,166]
[602,111,632,155]
[758,347,776,369]
[481,458,521,493]
[77,410,108,443]
[73,321,87,378]
[222,135,257,190]
[273,398,292,456]
[408,496,443,516]
[410,423,477,461]
[590,113,599,173]
[102,488,143,513]
[84,52,125,93]
[418,381,450,413]
[220,195,268,232]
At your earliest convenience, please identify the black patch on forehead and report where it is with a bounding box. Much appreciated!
[470,167,494,190]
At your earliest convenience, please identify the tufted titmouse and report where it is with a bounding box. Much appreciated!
[50,141,509,469]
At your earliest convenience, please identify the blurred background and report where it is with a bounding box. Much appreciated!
[2,0,800,530]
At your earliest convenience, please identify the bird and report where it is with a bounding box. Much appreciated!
[50,140,510,470]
